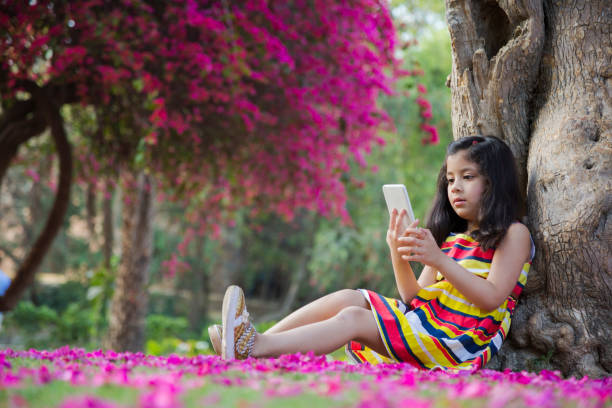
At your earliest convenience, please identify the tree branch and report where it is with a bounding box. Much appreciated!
[0,244,21,266]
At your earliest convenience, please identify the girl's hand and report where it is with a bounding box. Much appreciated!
[397,225,445,268]
[386,209,419,258]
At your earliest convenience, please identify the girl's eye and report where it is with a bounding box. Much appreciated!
[464,175,473,180]
[447,178,454,183]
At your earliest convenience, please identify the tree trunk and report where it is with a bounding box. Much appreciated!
[258,214,318,323]
[187,235,208,333]
[103,179,115,270]
[211,226,243,290]
[107,171,154,352]
[445,0,611,377]
[86,182,97,246]
[0,86,73,312]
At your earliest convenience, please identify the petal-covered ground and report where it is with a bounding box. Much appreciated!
[1,347,610,407]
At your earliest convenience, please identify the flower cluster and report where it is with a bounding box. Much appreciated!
[2,1,441,279]
[1,347,610,407]
[1,1,412,223]
[416,84,439,145]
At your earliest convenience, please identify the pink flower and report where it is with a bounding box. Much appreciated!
[421,109,433,119]
[522,389,555,408]
[98,66,123,84]
[25,168,40,182]
[398,397,431,408]
[59,395,123,408]
[36,365,51,384]
[140,384,182,408]
[149,98,167,125]
[488,384,519,408]
[415,97,431,109]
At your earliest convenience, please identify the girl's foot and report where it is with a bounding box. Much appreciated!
[221,285,257,360]
[207,324,222,355]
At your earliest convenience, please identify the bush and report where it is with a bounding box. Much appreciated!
[146,314,189,341]
[4,301,58,332]
[56,303,95,344]
[145,338,212,356]
[1,300,96,348]
[34,281,88,313]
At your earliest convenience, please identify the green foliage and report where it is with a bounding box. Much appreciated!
[1,300,95,348]
[305,19,453,297]
[2,297,202,350]
[145,337,212,357]
[238,212,315,299]
[85,260,117,338]
[5,301,58,332]
[0,0,455,349]
[392,0,446,40]
[254,320,278,333]
[55,303,95,344]
[146,314,189,341]
[34,281,88,313]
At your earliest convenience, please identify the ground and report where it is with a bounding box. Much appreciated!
[1,348,610,407]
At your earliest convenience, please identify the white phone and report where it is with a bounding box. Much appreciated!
[383,184,415,233]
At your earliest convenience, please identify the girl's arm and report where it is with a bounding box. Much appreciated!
[417,265,438,288]
[387,210,422,303]
[399,223,531,312]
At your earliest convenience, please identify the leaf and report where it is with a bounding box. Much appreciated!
[86,286,104,301]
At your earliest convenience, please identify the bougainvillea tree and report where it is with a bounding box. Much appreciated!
[1,1,434,349]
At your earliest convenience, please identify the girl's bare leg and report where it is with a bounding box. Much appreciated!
[264,289,369,334]
[253,306,389,358]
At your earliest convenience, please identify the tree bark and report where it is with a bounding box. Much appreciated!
[446,0,545,196]
[107,171,154,352]
[86,182,97,245]
[102,179,115,270]
[187,234,208,333]
[445,0,611,377]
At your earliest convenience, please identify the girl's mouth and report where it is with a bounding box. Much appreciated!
[453,198,466,206]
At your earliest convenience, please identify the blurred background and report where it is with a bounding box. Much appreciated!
[0,0,451,356]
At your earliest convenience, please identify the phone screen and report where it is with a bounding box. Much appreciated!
[383,184,415,232]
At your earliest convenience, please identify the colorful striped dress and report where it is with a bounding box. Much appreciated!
[346,232,534,370]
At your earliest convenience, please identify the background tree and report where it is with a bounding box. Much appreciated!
[444,0,610,377]
[1,0,406,350]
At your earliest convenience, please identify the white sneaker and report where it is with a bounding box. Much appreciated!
[207,324,222,356]
[221,285,256,360]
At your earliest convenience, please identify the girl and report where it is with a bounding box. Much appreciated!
[210,135,534,370]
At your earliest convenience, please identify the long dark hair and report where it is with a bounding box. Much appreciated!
[426,135,522,250]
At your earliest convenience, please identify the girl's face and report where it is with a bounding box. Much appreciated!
[445,150,486,229]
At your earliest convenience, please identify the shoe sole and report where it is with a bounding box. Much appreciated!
[208,324,222,356]
[221,285,241,360]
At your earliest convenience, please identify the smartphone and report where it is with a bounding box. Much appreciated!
[383,184,415,233]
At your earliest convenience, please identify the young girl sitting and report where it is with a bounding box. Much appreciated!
[209,135,534,370]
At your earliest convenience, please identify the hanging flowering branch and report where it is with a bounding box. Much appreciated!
[0,0,436,286]
[416,84,439,145]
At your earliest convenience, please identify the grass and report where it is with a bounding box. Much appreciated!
[1,348,610,408]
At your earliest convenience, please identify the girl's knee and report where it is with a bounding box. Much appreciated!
[332,289,367,307]
[336,307,381,347]
[335,306,370,326]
